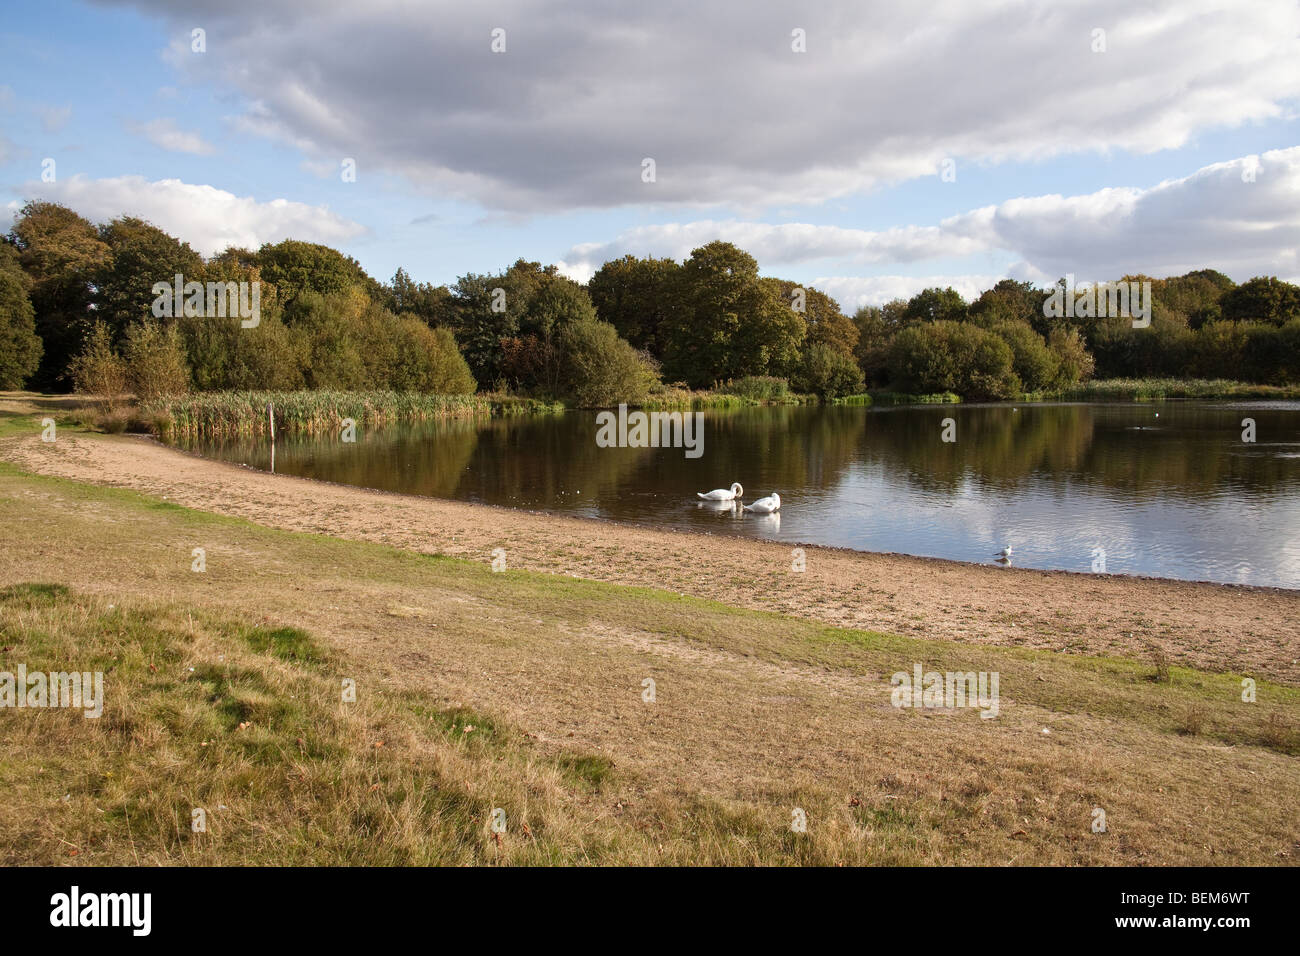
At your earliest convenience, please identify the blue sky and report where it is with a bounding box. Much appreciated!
[3,0,1298,309]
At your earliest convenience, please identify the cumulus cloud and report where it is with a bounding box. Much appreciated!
[6,175,366,257]
[810,275,1006,310]
[113,0,1300,212]
[131,117,215,155]
[558,148,1300,307]
[560,220,985,271]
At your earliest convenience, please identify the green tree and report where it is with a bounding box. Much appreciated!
[0,246,43,389]
[95,217,203,339]
[1220,276,1300,326]
[257,239,380,307]
[903,286,968,325]
[586,254,682,353]
[7,201,109,390]
[850,305,891,385]
[450,260,558,387]
[386,268,457,328]
[763,279,858,368]
[1156,272,1231,330]
[662,242,804,387]
[970,279,1045,333]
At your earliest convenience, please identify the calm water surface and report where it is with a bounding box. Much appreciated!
[175,402,1300,588]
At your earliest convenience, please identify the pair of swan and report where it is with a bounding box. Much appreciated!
[696,483,781,514]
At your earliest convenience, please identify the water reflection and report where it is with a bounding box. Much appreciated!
[177,401,1300,588]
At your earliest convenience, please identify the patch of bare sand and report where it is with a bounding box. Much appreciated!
[3,427,1297,683]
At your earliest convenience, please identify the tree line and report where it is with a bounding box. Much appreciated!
[2,200,1298,405]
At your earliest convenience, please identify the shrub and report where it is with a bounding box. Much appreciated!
[68,321,128,410]
[122,319,189,400]
[560,317,659,407]
[887,321,1019,400]
[990,321,1057,392]
[1046,327,1094,387]
[1242,319,1300,384]
[792,344,865,398]
[1192,320,1250,379]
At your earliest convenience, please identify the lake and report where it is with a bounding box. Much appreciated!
[174,401,1300,589]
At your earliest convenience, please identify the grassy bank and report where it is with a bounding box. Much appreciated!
[0,436,1297,864]
[136,390,562,438]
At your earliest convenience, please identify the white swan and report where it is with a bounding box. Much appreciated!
[744,492,781,514]
[697,482,743,501]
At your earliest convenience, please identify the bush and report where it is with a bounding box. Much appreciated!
[1046,327,1094,387]
[1192,320,1250,379]
[560,317,659,407]
[1242,320,1300,384]
[68,322,128,410]
[792,344,865,398]
[990,321,1057,392]
[887,321,1020,400]
[123,320,189,400]
[384,322,475,393]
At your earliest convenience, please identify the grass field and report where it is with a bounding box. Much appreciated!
[0,405,1297,864]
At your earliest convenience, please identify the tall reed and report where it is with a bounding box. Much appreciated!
[143,390,561,438]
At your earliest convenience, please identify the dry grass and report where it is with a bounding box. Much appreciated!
[0,453,1298,865]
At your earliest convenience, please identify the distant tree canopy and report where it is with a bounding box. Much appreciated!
[5,200,1299,403]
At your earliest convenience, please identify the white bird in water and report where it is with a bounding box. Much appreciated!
[697,482,743,501]
[744,492,781,514]
[993,546,1013,561]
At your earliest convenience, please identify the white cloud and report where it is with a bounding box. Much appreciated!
[561,220,985,270]
[117,0,1300,212]
[131,118,216,155]
[558,148,1300,308]
[6,175,367,257]
[811,275,1006,309]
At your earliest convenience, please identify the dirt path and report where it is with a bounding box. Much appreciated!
[3,422,1297,682]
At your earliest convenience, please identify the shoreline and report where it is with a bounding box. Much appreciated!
[183,432,1299,598]
[3,415,1297,685]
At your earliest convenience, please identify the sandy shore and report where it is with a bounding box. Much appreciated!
[2,419,1297,683]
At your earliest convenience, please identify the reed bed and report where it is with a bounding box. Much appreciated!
[1059,378,1300,401]
[866,390,962,405]
[640,384,814,410]
[143,390,561,438]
